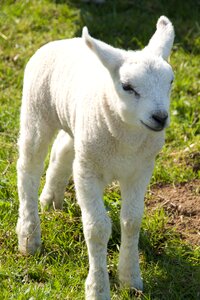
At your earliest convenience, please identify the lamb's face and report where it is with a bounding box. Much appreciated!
[115,55,174,131]
[82,16,175,132]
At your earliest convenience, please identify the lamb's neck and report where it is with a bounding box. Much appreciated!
[98,88,165,159]
[100,92,147,147]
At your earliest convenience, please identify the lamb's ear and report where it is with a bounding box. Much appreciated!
[82,27,124,74]
[145,16,175,61]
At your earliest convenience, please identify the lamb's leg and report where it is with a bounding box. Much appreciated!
[40,130,74,210]
[17,119,55,255]
[118,166,154,291]
[73,159,111,300]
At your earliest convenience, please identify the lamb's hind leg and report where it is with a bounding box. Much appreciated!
[17,119,56,255]
[40,130,74,210]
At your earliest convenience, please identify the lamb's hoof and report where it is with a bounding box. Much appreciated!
[119,276,143,292]
[85,273,111,300]
[40,191,63,211]
[18,235,42,255]
[40,191,54,211]
[16,222,41,255]
[40,201,53,212]
[86,291,111,300]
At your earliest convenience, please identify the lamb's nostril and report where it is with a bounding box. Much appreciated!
[152,110,168,126]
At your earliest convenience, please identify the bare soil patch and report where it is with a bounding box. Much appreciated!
[146,180,200,246]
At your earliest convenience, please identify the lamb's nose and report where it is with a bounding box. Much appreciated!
[152,110,168,126]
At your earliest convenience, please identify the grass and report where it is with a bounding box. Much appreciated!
[0,0,200,299]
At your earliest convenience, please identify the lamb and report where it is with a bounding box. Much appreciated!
[16,16,175,300]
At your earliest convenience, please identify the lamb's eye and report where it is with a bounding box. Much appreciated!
[122,83,140,98]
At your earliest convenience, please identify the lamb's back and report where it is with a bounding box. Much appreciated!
[25,37,109,95]
[23,37,111,133]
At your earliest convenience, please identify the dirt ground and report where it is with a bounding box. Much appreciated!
[146,180,200,246]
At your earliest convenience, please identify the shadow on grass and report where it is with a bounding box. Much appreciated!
[108,212,200,299]
[56,0,200,53]
[140,230,200,300]
[64,184,200,299]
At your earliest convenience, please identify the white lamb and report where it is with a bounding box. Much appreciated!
[16,16,174,300]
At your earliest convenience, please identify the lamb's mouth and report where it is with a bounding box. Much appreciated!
[140,120,164,132]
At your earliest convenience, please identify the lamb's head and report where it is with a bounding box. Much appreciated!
[82,16,175,132]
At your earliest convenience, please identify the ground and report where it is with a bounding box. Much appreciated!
[146,180,200,246]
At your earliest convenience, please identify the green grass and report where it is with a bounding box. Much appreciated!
[0,0,200,299]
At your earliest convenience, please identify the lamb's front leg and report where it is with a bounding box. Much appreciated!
[118,167,154,291]
[73,159,111,300]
